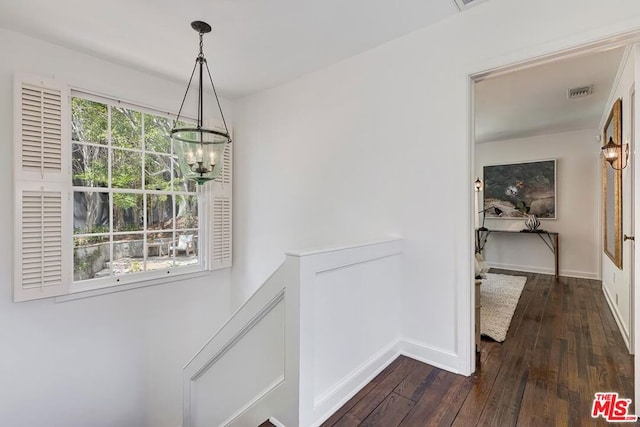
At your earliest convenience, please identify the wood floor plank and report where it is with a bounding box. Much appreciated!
[515,377,581,427]
[530,277,579,387]
[321,271,633,426]
[321,356,410,426]
[361,392,415,426]
[398,371,466,426]
[331,357,415,425]
[451,344,503,427]
[330,413,360,427]
[476,364,529,426]
[475,274,551,426]
[393,363,438,402]
[420,375,473,427]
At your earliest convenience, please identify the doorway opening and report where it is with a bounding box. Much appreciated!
[468,30,640,403]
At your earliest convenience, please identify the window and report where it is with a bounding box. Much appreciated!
[13,76,232,302]
[71,95,201,284]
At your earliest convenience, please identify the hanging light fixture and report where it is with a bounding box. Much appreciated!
[171,21,231,185]
[601,136,629,170]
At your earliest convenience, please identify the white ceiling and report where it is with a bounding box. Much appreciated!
[475,47,627,143]
[0,0,464,99]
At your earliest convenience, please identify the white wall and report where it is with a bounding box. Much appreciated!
[601,48,635,347]
[232,0,640,373]
[0,29,232,427]
[475,129,601,279]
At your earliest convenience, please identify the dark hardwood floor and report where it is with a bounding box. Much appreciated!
[321,271,634,426]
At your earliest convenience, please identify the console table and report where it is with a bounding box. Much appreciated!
[476,229,559,278]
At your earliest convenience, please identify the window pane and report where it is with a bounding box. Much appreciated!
[112,107,142,149]
[72,98,107,144]
[112,149,142,189]
[145,153,172,190]
[73,191,109,234]
[113,193,143,232]
[146,232,173,272]
[174,175,197,193]
[113,234,143,276]
[176,195,198,229]
[147,194,173,230]
[144,114,172,153]
[74,236,109,281]
[170,231,199,266]
[72,144,108,187]
[173,156,197,192]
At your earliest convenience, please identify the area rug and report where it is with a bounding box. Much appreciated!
[481,273,527,342]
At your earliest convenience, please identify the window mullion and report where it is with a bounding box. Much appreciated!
[142,113,147,271]
[107,104,114,278]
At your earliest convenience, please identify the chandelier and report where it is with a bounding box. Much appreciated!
[171,21,232,185]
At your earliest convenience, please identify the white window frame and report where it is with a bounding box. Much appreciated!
[13,75,232,302]
[69,90,206,293]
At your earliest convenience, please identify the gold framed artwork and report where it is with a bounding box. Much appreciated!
[603,98,622,268]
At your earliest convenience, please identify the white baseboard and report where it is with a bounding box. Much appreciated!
[487,261,599,280]
[398,338,460,374]
[312,341,400,426]
[269,417,286,427]
[602,282,631,351]
[311,338,460,426]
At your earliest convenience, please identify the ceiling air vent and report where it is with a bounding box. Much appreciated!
[567,85,593,99]
[453,0,487,11]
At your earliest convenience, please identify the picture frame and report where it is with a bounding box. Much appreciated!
[483,159,557,219]
[603,98,623,269]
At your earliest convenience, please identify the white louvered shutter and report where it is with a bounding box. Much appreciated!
[14,76,71,302]
[209,141,232,270]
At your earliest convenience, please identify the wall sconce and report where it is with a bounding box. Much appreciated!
[601,136,629,170]
[474,177,483,192]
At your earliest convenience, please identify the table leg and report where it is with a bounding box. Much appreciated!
[554,234,559,278]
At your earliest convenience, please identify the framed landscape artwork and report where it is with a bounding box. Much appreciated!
[483,160,556,219]
[603,98,622,269]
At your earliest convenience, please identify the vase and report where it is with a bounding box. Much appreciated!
[525,214,540,231]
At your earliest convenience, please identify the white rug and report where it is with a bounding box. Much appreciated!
[481,273,527,342]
